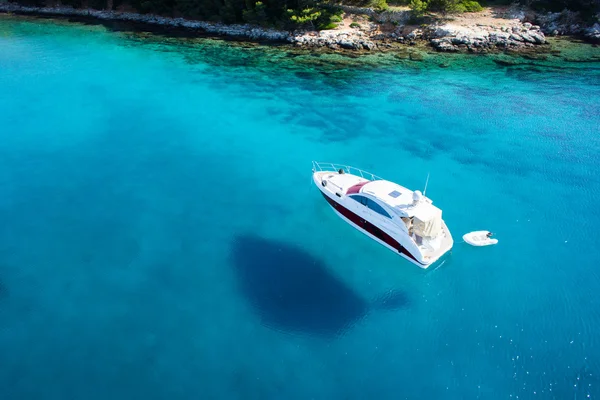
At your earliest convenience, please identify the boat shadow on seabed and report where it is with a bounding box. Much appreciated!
[230,234,409,338]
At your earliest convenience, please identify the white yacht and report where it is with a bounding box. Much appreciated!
[312,162,453,268]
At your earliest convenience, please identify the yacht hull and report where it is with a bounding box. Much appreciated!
[312,167,453,269]
[319,192,428,268]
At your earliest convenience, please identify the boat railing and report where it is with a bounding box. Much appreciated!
[312,161,384,181]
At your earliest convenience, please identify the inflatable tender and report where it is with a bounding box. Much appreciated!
[463,231,498,247]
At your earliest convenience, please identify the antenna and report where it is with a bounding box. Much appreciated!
[423,173,430,197]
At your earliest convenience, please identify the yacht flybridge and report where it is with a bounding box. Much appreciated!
[312,161,453,268]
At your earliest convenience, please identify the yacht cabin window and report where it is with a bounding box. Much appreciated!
[349,195,392,219]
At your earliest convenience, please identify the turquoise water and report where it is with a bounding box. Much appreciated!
[1,15,600,400]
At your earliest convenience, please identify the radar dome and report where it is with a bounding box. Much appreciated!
[412,190,423,204]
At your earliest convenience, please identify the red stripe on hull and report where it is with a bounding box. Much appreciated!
[320,192,423,264]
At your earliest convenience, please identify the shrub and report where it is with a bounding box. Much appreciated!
[243,1,268,25]
[424,0,482,13]
[426,0,455,12]
[409,0,428,17]
[370,0,390,10]
[461,0,483,11]
[315,8,344,30]
[317,22,339,29]
[350,21,361,27]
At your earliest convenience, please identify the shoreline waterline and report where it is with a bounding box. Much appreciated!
[3,2,593,54]
[2,12,599,72]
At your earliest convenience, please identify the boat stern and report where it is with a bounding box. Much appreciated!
[419,221,454,267]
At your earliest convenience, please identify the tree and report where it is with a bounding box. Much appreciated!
[286,7,321,29]
[243,0,268,24]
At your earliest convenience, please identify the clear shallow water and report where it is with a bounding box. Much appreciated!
[1,15,600,400]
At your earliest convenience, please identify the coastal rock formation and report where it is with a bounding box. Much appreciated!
[533,9,600,43]
[535,10,583,36]
[429,22,545,52]
[583,23,600,43]
[290,30,376,50]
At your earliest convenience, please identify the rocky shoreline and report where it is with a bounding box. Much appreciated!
[534,10,600,43]
[0,3,381,50]
[1,2,598,52]
[426,22,546,52]
[0,4,293,42]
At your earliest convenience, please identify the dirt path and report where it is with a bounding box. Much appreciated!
[441,6,524,28]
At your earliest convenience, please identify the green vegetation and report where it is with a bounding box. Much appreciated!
[454,0,483,11]
[241,1,266,26]
[369,0,389,10]
[349,21,361,27]
[286,8,323,29]
[409,0,483,15]
[11,0,346,29]
[9,0,600,27]
[341,0,390,10]
[408,0,427,16]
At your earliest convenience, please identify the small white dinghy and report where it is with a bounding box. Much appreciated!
[463,231,498,247]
